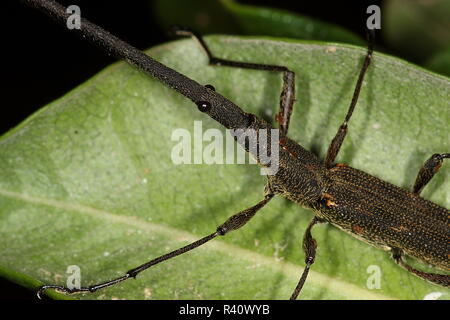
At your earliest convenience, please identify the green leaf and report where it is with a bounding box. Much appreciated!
[152,0,363,45]
[1,36,449,300]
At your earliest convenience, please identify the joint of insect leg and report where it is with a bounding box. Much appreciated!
[263,184,275,198]
[391,247,402,262]
[209,57,220,65]
[216,216,242,235]
[305,255,315,266]
[126,270,138,279]
[88,286,97,293]
[216,209,255,236]
[216,225,228,236]
[426,153,444,173]
[204,84,215,91]
[428,153,449,171]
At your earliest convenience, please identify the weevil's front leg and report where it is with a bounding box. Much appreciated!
[412,153,450,195]
[170,26,295,137]
[37,190,274,299]
[290,216,324,300]
[391,248,449,287]
[325,30,374,168]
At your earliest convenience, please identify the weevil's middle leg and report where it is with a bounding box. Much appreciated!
[412,153,450,195]
[170,26,295,137]
[290,216,324,300]
[325,30,375,168]
[391,248,450,287]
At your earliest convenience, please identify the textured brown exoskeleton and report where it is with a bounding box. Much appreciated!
[27,0,449,299]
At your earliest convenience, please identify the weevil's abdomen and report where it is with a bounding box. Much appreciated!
[318,164,449,271]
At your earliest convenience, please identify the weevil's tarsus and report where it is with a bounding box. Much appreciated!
[392,248,450,287]
[413,153,450,195]
[171,26,296,137]
[36,284,88,299]
[290,217,323,300]
[36,191,274,299]
[325,29,375,168]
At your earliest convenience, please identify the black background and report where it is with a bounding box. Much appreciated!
[1,0,384,300]
[3,0,383,136]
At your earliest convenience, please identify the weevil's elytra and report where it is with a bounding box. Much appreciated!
[319,164,449,271]
[23,0,449,299]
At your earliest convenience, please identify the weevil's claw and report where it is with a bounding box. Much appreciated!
[36,284,70,299]
[36,287,45,300]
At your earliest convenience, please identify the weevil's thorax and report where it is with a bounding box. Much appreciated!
[267,136,330,207]
[232,116,329,207]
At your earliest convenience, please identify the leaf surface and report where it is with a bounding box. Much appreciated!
[1,36,449,300]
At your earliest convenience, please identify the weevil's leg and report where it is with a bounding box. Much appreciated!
[37,191,274,299]
[170,26,295,137]
[290,216,324,300]
[412,153,450,195]
[325,30,375,168]
[391,248,449,287]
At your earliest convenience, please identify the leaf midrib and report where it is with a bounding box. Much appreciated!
[0,187,395,300]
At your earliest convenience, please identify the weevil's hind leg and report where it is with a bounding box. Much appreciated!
[391,248,450,287]
[170,26,295,137]
[325,30,375,168]
[290,216,324,300]
[412,153,450,195]
[37,189,275,299]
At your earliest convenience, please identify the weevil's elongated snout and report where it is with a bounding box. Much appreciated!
[228,116,282,176]
[194,86,256,130]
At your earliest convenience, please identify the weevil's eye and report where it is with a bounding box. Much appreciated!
[205,84,215,91]
[196,101,211,112]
